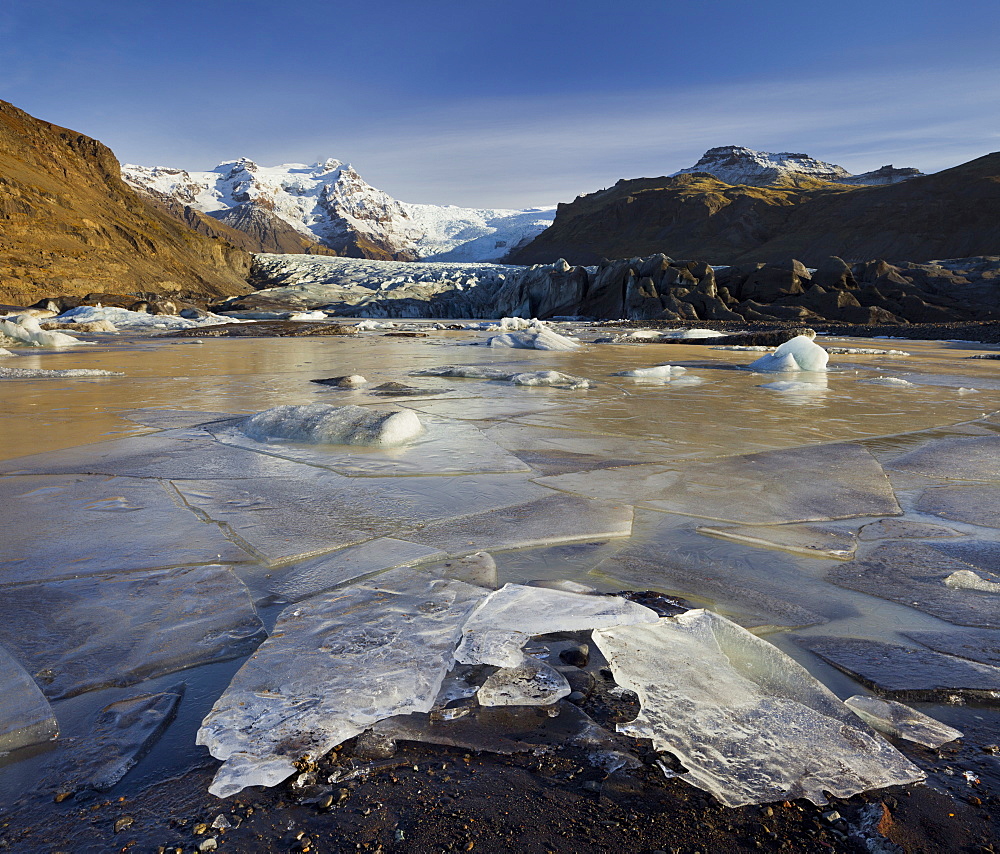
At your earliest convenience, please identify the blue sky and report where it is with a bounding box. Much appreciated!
[2,0,998,207]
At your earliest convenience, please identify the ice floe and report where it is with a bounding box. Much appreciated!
[197,573,487,797]
[508,370,590,389]
[0,643,58,754]
[887,436,1000,482]
[748,334,829,372]
[613,364,687,379]
[594,610,923,807]
[916,484,1000,529]
[859,376,916,387]
[0,314,83,348]
[240,403,424,448]
[844,695,962,748]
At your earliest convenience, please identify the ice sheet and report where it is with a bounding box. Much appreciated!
[0,475,249,583]
[197,573,487,797]
[696,522,857,560]
[409,494,634,556]
[799,636,1000,701]
[175,471,552,565]
[539,443,900,525]
[212,415,530,477]
[264,539,446,601]
[594,611,922,807]
[843,695,963,748]
[0,644,58,754]
[827,542,1000,629]
[454,583,658,667]
[887,436,1000,482]
[476,658,571,706]
[915,485,1000,529]
[0,566,265,700]
[241,403,423,447]
[903,628,1000,668]
[47,687,183,793]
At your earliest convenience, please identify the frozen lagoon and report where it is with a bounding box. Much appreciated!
[1,320,1000,817]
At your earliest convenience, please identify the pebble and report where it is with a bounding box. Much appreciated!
[822,810,842,823]
[198,839,218,852]
[114,817,134,833]
[559,644,589,667]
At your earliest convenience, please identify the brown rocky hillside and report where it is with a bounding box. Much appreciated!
[0,99,252,306]
[509,154,1000,267]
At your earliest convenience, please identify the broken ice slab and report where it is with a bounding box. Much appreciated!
[915,484,1000,529]
[696,522,857,560]
[413,365,520,380]
[240,403,423,448]
[417,552,498,590]
[0,566,265,700]
[593,610,922,808]
[827,542,1000,629]
[120,408,243,429]
[211,413,530,477]
[0,475,249,584]
[0,429,298,480]
[46,687,183,793]
[174,469,552,565]
[798,636,1000,702]
[843,695,963,748]
[511,449,644,477]
[197,573,486,798]
[903,628,1000,668]
[454,583,658,668]
[931,541,1000,577]
[263,539,447,602]
[887,436,1000,482]
[0,644,58,754]
[537,443,901,525]
[858,518,962,541]
[476,659,571,707]
[483,422,673,465]
[410,494,634,560]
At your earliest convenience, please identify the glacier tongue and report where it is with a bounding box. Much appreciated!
[197,572,487,798]
[592,610,924,807]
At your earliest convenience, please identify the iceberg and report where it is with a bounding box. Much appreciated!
[197,573,487,797]
[454,583,658,668]
[613,364,687,379]
[240,403,423,447]
[748,334,828,372]
[508,371,590,389]
[843,695,962,748]
[487,321,580,351]
[594,610,923,807]
[0,314,82,348]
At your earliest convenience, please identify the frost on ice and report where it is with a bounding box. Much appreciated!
[454,583,658,668]
[240,403,423,447]
[748,334,829,372]
[0,643,58,754]
[593,610,923,807]
[197,573,487,798]
[843,695,962,748]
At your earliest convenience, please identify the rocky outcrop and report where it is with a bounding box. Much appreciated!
[509,153,1000,267]
[0,99,251,306]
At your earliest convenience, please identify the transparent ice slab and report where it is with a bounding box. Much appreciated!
[476,658,571,707]
[121,408,243,429]
[798,636,1000,701]
[827,542,1000,629]
[0,566,265,700]
[45,687,183,793]
[174,470,552,564]
[482,423,676,466]
[409,494,634,558]
[537,443,901,525]
[593,611,923,807]
[211,415,530,477]
[858,518,962,541]
[454,583,658,668]
[0,475,249,583]
[903,628,1000,668]
[843,695,963,748]
[887,436,1000,482]
[0,644,58,755]
[696,523,858,560]
[197,573,487,798]
[263,539,447,602]
[915,485,1000,529]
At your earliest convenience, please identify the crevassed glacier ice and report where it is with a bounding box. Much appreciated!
[488,322,580,351]
[454,583,658,668]
[0,643,58,754]
[476,658,571,707]
[843,695,962,748]
[593,610,923,807]
[240,403,423,447]
[197,573,487,798]
[0,314,82,348]
[749,335,828,372]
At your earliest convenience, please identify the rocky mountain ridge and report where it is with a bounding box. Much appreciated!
[122,159,555,263]
[673,146,922,187]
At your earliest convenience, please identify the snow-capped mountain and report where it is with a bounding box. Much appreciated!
[121,158,555,262]
[672,146,922,187]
